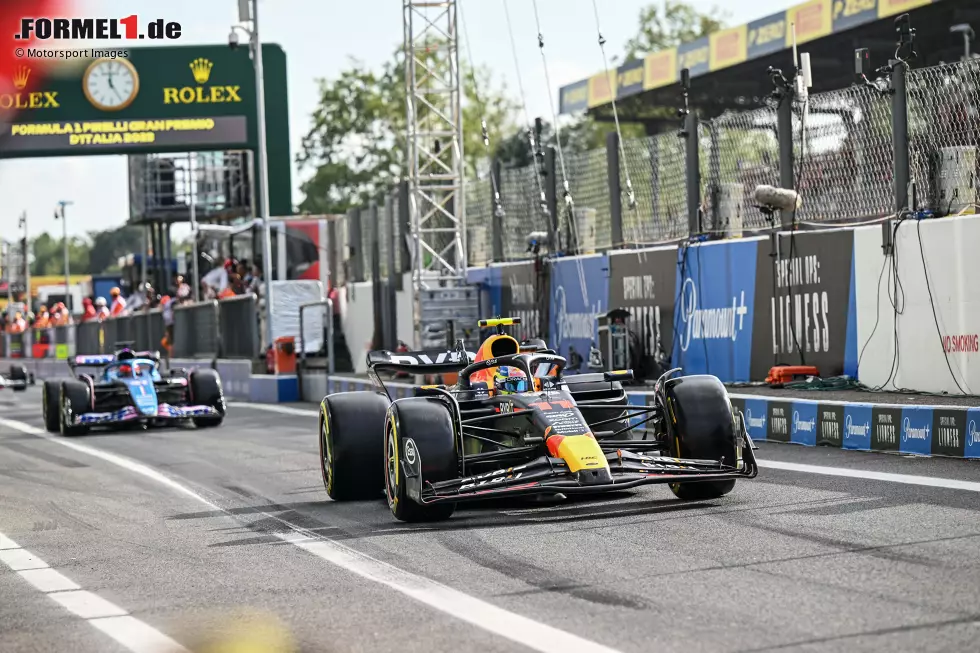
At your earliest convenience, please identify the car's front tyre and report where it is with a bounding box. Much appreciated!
[189,369,225,428]
[59,381,91,437]
[42,380,60,433]
[384,398,458,523]
[663,375,738,500]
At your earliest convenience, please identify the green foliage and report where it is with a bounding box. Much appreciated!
[28,225,144,276]
[623,0,730,61]
[296,47,518,215]
[29,232,90,276]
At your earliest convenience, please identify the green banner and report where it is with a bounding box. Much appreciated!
[1,44,292,215]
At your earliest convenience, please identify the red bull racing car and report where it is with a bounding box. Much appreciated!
[318,318,758,522]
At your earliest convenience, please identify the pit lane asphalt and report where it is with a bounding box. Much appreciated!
[2,389,980,653]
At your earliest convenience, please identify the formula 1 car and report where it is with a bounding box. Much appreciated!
[41,348,226,436]
[318,317,758,522]
[0,364,33,391]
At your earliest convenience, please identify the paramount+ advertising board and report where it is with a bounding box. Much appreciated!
[0,43,286,158]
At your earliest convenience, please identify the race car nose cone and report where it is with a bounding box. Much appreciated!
[575,467,613,485]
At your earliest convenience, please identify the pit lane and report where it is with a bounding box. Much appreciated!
[1,387,979,653]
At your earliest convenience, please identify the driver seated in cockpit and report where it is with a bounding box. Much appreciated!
[491,366,529,395]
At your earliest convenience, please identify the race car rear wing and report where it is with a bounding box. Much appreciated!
[70,354,115,367]
[366,348,476,375]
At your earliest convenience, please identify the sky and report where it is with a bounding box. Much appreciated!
[0,0,794,243]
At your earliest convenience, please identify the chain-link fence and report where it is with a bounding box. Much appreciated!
[320,58,979,283]
[794,84,894,224]
[908,58,980,215]
[702,103,781,233]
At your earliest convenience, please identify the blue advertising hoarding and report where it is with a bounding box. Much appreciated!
[672,240,758,382]
[549,255,608,374]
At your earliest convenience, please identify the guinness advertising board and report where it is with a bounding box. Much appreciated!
[931,408,965,458]
[750,230,857,380]
[816,403,844,448]
[871,405,901,453]
[767,400,792,443]
[606,247,676,379]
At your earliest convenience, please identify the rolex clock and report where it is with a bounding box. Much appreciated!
[82,58,140,111]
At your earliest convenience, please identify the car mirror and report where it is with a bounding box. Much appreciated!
[603,369,634,382]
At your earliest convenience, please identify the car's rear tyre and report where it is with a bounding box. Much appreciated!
[319,391,389,501]
[384,398,458,522]
[663,375,737,500]
[60,381,91,437]
[42,380,60,432]
[9,365,28,391]
[189,369,225,428]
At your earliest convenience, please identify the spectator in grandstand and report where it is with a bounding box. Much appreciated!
[140,284,160,311]
[81,297,97,322]
[218,274,238,299]
[171,275,192,303]
[160,295,175,357]
[8,311,26,333]
[110,287,126,316]
[95,297,110,321]
[248,263,262,295]
[51,303,70,326]
[34,305,50,329]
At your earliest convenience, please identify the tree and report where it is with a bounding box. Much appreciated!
[624,0,729,61]
[29,232,90,276]
[296,47,518,215]
[88,225,143,274]
[27,224,145,276]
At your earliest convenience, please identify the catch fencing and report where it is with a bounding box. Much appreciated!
[1,294,262,361]
[340,56,980,273]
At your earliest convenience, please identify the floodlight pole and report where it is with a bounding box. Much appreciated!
[234,0,274,351]
[188,152,201,302]
[251,0,275,353]
[19,212,28,314]
[56,201,73,312]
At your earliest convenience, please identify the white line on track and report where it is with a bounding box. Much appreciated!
[0,530,189,653]
[0,416,623,653]
[229,402,980,493]
[757,459,980,492]
[227,401,317,416]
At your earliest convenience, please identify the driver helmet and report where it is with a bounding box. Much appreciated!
[118,364,133,377]
[493,366,528,395]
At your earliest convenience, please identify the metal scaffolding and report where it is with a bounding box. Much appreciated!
[403,0,470,349]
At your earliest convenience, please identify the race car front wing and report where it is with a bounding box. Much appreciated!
[412,446,759,505]
[72,403,219,426]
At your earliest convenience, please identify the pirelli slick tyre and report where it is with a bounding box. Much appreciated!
[319,391,389,501]
[42,380,61,433]
[662,375,738,501]
[9,365,28,391]
[59,381,91,437]
[384,398,457,523]
[189,369,225,428]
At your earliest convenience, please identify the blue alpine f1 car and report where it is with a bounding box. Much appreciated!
[41,348,226,436]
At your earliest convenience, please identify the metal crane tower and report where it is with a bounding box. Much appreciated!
[403,0,477,350]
